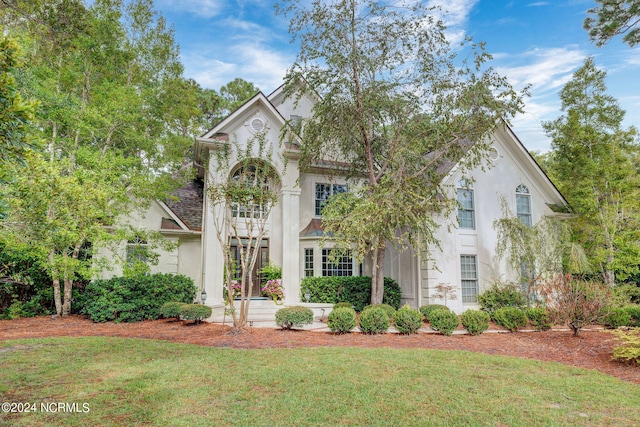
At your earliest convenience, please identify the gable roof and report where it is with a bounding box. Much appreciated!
[163,179,204,231]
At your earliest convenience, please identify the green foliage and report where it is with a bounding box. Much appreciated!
[525,307,552,331]
[429,309,459,336]
[358,307,389,334]
[160,302,188,320]
[612,283,640,304]
[624,305,640,327]
[493,307,528,332]
[79,274,196,323]
[260,263,282,284]
[362,303,396,321]
[393,305,423,335]
[275,306,314,330]
[542,57,640,285]
[604,307,632,329]
[333,302,353,309]
[179,304,212,324]
[300,276,401,312]
[610,328,640,365]
[327,307,357,334]
[584,0,640,47]
[460,309,490,335]
[419,304,450,322]
[478,282,526,317]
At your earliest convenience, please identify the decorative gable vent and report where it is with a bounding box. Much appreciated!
[488,146,499,162]
[250,118,265,132]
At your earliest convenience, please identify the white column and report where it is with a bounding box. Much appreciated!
[281,187,301,303]
[201,161,226,307]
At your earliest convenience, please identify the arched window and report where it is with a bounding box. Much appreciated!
[230,162,272,218]
[516,184,532,227]
[457,179,475,229]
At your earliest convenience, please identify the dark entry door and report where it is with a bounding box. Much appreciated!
[230,238,269,298]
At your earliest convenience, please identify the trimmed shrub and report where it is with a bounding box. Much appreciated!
[362,303,396,321]
[429,309,459,336]
[327,307,357,334]
[393,305,423,335]
[478,283,526,317]
[460,309,490,335]
[299,276,402,311]
[419,304,450,323]
[604,307,632,329]
[179,304,212,324]
[610,328,640,365]
[79,273,196,322]
[275,306,314,330]
[358,307,389,334]
[493,307,528,332]
[160,301,188,320]
[333,302,353,309]
[624,305,640,327]
[525,307,551,331]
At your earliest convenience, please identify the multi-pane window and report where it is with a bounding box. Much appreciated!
[231,164,269,218]
[304,248,314,277]
[516,184,532,227]
[322,248,353,276]
[457,180,475,229]
[315,183,348,216]
[460,255,479,304]
[126,236,149,266]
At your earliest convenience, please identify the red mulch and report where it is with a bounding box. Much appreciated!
[1,315,638,384]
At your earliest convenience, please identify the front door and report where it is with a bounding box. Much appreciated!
[230,238,269,298]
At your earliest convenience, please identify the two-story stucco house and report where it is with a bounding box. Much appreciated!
[103,84,569,320]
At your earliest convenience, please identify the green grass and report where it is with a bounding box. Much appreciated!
[1,337,639,426]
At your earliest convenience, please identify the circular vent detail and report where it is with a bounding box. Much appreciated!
[488,146,499,162]
[250,118,265,132]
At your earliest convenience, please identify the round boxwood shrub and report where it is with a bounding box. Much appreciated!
[604,307,632,329]
[275,306,314,330]
[429,309,459,336]
[493,307,528,332]
[358,307,389,334]
[160,301,188,320]
[460,309,490,335]
[333,302,353,309]
[525,307,551,331]
[362,303,396,321]
[624,305,640,327]
[393,304,423,335]
[327,307,357,334]
[420,304,450,323]
[179,304,212,324]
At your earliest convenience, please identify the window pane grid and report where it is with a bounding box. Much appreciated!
[460,255,478,303]
[304,248,314,277]
[315,183,348,216]
[322,249,353,276]
[457,187,475,229]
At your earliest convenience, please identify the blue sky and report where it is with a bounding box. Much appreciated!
[154,0,639,152]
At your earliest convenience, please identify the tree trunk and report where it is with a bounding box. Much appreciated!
[53,278,62,316]
[62,278,73,315]
[371,245,386,304]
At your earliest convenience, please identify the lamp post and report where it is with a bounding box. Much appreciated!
[304,290,310,303]
[201,289,207,304]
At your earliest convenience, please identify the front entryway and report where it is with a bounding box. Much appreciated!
[230,238,269,297]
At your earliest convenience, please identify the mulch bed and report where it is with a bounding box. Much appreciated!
[1,315,638,384]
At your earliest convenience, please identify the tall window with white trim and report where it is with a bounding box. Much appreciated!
[460,255,479,303]
[457,180,475,229]
[516,184,532,227]
[304,248,314,277]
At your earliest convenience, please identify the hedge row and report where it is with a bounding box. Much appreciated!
[300,276,402,312]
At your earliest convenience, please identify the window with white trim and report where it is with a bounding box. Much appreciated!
[126,236,149,266]
[304,248,314,277]
[322,248,353,276]
[315,183,348,216]
[460,255,479,303]
[516,184,532,227]
[457,180,475,229]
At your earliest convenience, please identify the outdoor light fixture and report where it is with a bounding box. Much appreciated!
[304,290,311,303]
[201,289,207,304]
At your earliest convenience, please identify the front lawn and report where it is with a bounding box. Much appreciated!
[1,337,638,426]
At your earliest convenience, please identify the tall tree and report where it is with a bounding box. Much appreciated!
[0,0,201,315]
[542,57,640,286]
[584,0,640,47]
[277,0,526,303]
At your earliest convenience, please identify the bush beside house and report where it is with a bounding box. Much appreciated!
[300,276,401,311]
